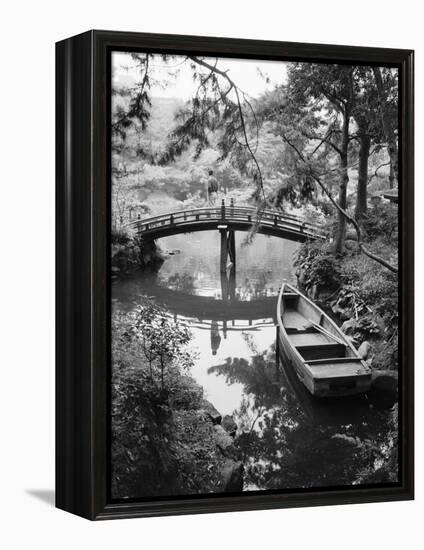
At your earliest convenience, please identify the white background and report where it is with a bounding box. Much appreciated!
[0,1,421,548]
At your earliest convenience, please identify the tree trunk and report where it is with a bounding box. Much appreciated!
[389,159,395,189]
[334,107,350,254]
[372,67,398,186]
[355,132,371,220]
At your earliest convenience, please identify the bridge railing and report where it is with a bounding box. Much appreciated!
[125,201,325,238]
[128,206,222,229]
[225,205,323,232]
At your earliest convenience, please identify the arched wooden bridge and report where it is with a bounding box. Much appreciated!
[125,201,325,243]
[125,201,325,301]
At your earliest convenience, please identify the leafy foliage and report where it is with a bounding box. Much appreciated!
[341,315,381,342]
[294,240,341,292]
[111,233,163,275]
[123,302,194,393]
[361,202,398,242]
[295,210,398,369]
[111,303,229,498]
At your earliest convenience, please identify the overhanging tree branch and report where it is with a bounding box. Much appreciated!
[112,54,151,136]
[368,161,391,184]
[282,132,398,273]
[188,56,265,200]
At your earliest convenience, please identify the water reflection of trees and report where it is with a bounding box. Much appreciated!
[237,272,275,301]
[165,272,196,294]
[208,353,281,411]
[208,343,398,491]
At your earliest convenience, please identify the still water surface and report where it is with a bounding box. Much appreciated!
[113,231,396,491]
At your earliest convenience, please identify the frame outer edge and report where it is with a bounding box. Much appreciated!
[400,50,414,499]
[55,30,96,520]
[57,30,414,520]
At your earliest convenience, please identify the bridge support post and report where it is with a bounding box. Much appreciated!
[220,228,229,300]
[228,229,236,300]
[219,227,236,301]
[220,228,227,275]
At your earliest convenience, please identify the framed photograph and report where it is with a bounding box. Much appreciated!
[56,30,414,520]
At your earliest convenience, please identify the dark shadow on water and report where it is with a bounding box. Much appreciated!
[26,489,55,507]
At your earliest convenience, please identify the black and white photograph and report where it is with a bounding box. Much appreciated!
[0,0,420,541]
[110,51,400,501]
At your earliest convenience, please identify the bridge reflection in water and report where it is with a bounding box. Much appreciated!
[139,282,277,356]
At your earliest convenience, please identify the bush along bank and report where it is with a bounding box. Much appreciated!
[294,204,398,406]
[111,302,243,499]
[111,230,165,278]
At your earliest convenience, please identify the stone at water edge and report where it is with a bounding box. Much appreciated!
[220,459,244,493]
[371,370,398,389]
[297,268,306,287]
[200,399,222,424]
[358,341,371,360]
[345,240,359,252]
[368,370,398,409]
[213,424,234,453]
[222,415,237,437]
[340,310,353,321]
[345,229,358,241]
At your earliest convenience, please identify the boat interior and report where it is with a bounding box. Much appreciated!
[281,290,364,377]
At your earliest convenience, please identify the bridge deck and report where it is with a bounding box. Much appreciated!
[125,204,325,243]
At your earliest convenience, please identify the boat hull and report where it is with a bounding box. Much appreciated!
[277,283,372,397]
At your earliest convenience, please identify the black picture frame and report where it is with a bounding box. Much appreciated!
[56,29,414,520]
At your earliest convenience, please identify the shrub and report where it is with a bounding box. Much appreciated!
[296,227,398,370]
[126,302,195,394]
[341,257,398,336]
[341,314,381,342]
[295,241,341,292]
[111,228,130,245]
[111,304,201,498]
[361,203,398,242]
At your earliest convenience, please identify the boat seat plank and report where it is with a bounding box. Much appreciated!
[296,342,346,361]
[289,332,331,347]
[307,357,362,365]
[286,326,316,334]
[282,292,299,300]
[307,361,369,379]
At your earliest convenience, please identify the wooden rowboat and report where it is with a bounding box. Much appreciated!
[277,282,372,397]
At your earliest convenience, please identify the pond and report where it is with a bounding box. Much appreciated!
[112,230,397,492]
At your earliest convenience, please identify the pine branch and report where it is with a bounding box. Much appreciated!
[112,54,151,135]
[188,56,265,200]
